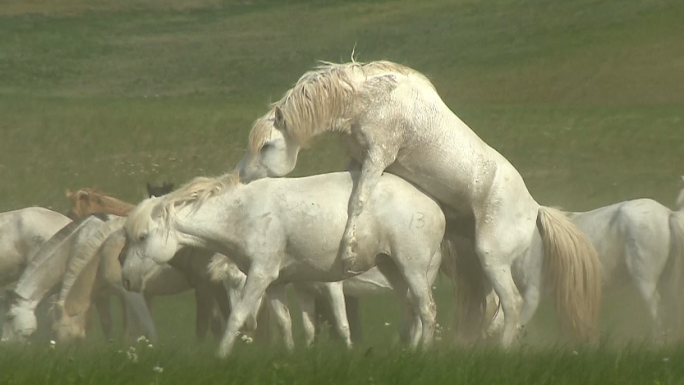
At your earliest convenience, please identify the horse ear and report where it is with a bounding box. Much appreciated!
[151,203,164,219]
[274,106,285,130]
[65,189,74,199]
[77,191,89,201]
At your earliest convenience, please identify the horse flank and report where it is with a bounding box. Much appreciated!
[249,60,423,154]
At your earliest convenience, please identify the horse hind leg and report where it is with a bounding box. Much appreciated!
[475,236,525,348]
[294,285,317,347]
[321,282,353,348]
[265,283,295,352]
[633,277,662,343]
[378,256,433,349]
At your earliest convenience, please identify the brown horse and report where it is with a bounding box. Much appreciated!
[64,186,229,341]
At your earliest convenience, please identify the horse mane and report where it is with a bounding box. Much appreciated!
[126,172,241,239]
[249,60,423,154]
[69,188,136,217]
[13,214,108,300]
[58,219,125,311]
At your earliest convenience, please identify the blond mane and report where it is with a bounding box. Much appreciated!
[126,172,241,239]
[248,60,422,154]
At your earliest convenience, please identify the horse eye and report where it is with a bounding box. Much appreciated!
[261,142,272,152]
[139,234,147,242]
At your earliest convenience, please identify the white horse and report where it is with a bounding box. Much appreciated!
[1,214,124,342]
[1,207,72,287]
[208,251,442,348]
[235,60,603,346]
[485,196,684,343]
[121,171,446,357]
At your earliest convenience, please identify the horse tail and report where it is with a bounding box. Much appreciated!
[667,212,684,330]
[440,234,487,344]
[537,206,602,342]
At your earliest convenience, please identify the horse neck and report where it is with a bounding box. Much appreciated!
[171,192,244,251]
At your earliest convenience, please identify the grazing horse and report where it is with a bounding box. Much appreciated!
[484,193,684,343]
[1,214,132,342]
[236,60,602,346]
[65,186,228,341]
[120,171,447,357]
[1,207,72,287]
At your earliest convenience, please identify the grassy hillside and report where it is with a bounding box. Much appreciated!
[0,0,682,212]
[0,0,683,382]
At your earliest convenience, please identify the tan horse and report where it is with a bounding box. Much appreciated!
[65,187,231,341]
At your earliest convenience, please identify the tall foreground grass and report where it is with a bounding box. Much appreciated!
[2,339,683,385]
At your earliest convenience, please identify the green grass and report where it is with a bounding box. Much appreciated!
[1,0,683,382]
[3,341,684,385]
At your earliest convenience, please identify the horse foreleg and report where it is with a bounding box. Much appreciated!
[94,295,113,340]
[294,285,317,347]
[218,268,277,358]
[266,283,295,351]
[339,157,389,275]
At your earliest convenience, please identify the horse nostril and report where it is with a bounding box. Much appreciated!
[123,279,131,291]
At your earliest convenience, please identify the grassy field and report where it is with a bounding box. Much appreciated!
[1,0,683,383]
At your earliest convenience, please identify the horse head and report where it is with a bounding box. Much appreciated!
[48,301,87,343]
[122,199,180,292]
[236,108,301,183]
[1,291,38,343]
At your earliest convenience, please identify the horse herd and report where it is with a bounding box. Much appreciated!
[1,60,683,359]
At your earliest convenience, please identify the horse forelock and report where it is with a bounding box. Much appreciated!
[248,114,276,156]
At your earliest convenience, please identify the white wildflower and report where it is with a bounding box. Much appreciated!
[663,357,670,362]
[240,334,253,344]
[49,340,56,349]
[137,336,149,344]
[153,365,164,373]
[384,322,391,326]
[127,346,138,363]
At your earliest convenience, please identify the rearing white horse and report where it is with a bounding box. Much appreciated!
[236,60,602,345]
